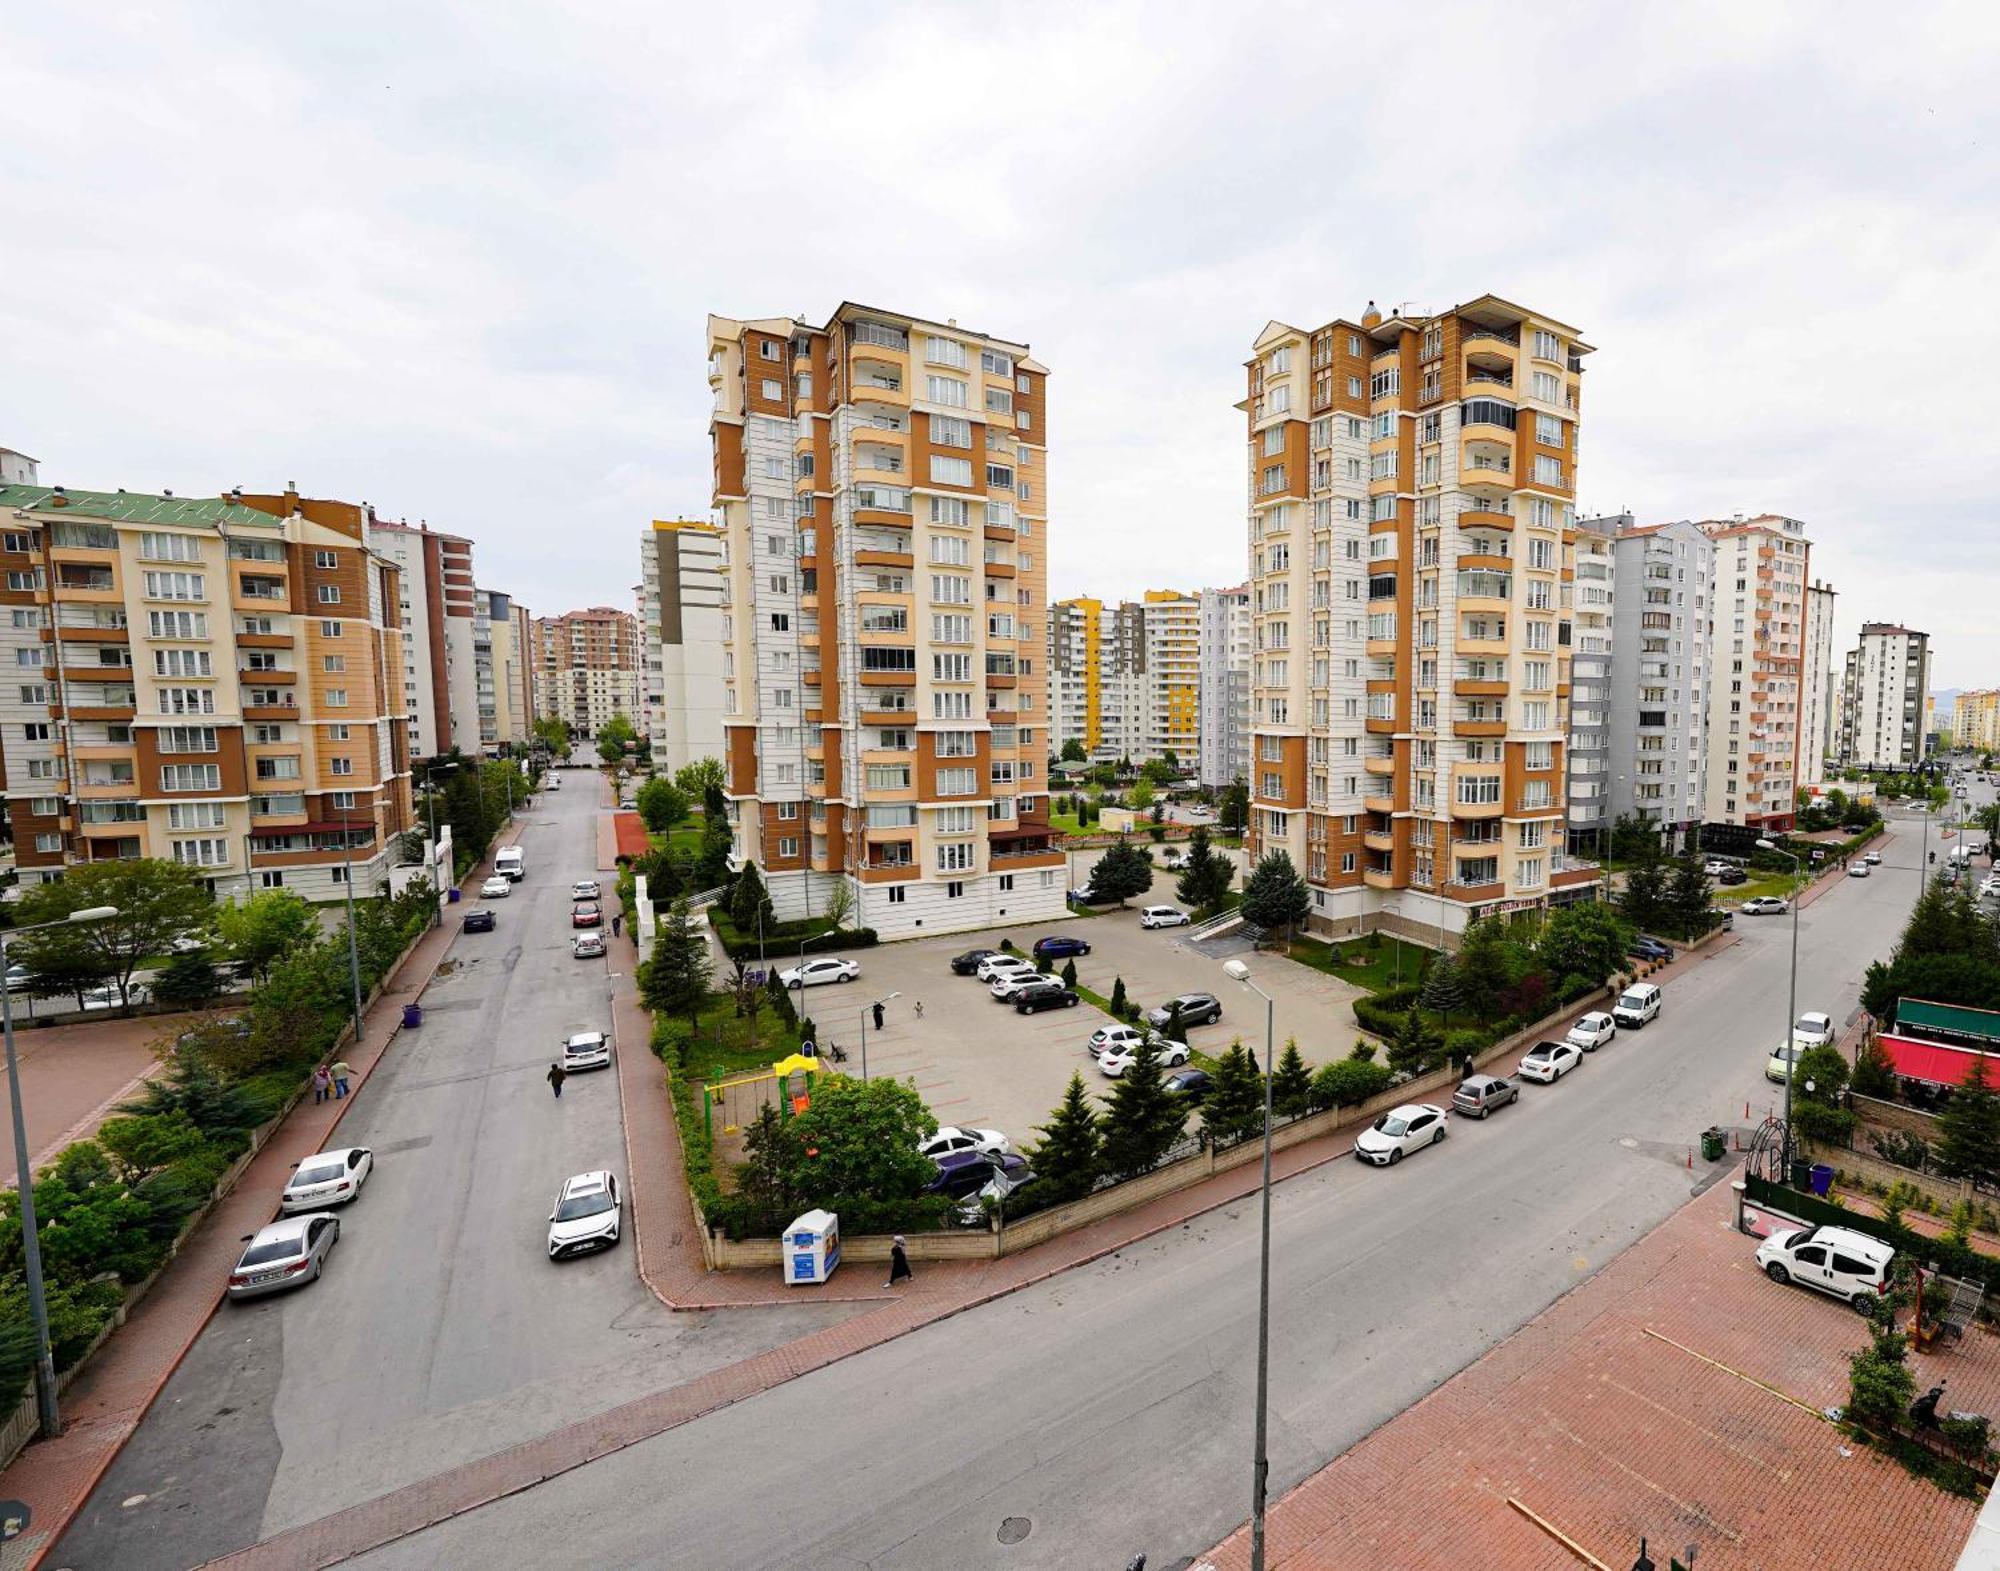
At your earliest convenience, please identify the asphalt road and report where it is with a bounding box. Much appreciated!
[345,831,1920,1571]
[52,786,857,1571]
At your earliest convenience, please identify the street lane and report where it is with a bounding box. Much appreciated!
[350,832,1919,1571]
[53,782,857,1571]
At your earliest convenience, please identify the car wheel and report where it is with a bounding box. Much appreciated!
[788,979,802,990]
[1387,1148,1401,1165]
[1764,1262,1791,1286]
[1065,995,1078,1007]
[311,1259,324,1282]
[1852,1292,1879,1317]
[1433,1127,1445,1144]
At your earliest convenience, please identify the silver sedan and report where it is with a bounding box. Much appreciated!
[227,1214,339,1301]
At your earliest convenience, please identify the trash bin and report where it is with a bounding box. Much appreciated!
[1789,1158,1813,1190]
[402,1003,423,1029]
[447,887,462,904]
[1700,1127,1727,1162]
[1810,1163,1835,1197]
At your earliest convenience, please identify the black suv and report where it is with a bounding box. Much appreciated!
[1715,866,1748,886]
[464,908,497,932]
[1013,980,1080,1015]
[950,948,999,976]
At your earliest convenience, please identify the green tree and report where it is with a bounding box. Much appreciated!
[730,860,775,937]
[1451,920,1517,1021]
[785,1074,938,1206]
[151,947,225,1010]
[20,940,116,1010]
[94,1110,208,1187]
[1846,1319,1915,1433]
[1109,977,1128,1017]
[1618,857,1670,935]
[1898,879,1994,964]
[1175,826,1235,916]
[1309,1057,1393,1110]
[734,1104,796,1230]
[14,858,212,1009]
[1201,1041,1266,1148]
[595,712,639,763]
[820,878,855,932]
[1850,1032,1898,1099]
[533,716,573,755]
[214,889,318,985]
[1097,1034,1183,1178]
[1060,958,1078,990]
[642,898,712,1027]
[1663,856,1714,940]
[1087,841,1153,907]
[1270,1038,1313,1119]
[1129,777,1156,812]
[1239,850,1310,941]
[1609,813,1660,864]
[695,810,735,889]
[1537,901,1631,989]
[1030,1073,1103,1203]
[1792,1044,1857,1145]
[675,756,727,800]
[1937,1052,2000,1190]
[1384,1009,1445,1077]
[1139,758,1175,787]
[1418,954,1467,1029]
[1219,775,1249,835]
[1059,737,1087,764]
[636,776,691,834]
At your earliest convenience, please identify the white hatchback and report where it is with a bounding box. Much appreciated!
[480,877,512,899]
[1140,905,1191,929]
[571,879,601,900]
[1793,1011,1835,1048]
[1518,1040,1583,1083]
[1566,1012,1616,1052]
[562,1030,612,1071]
[1087,1024,1149,1058]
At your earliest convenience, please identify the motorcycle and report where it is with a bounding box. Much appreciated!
[1910,1382,1988,1434]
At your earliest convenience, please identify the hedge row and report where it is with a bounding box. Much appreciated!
[705,910,879,962]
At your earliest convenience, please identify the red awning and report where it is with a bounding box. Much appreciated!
[1879,1033,1999,1088]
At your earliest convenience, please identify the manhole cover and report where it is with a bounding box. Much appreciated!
[998,1517,1032,1545]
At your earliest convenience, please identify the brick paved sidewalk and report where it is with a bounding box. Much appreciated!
[1194,1177,1992,1571]
[0,849,508,1571]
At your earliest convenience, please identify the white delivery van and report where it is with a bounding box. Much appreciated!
[494,846,526,881]
[1611,982,1662,1028]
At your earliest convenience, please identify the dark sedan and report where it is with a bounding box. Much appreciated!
[923,1150,1001,1200]
[463,908,497,933]
[1013,981,1081,1015]
[1627,938,1674,962]
[1714,866,1748,886]
[951,948,1000,976]
[1162,1068,1213,1101]
[1033,935,1092,962]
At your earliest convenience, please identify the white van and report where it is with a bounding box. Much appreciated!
[1611,982,1662,1029]
[494,846,526,881]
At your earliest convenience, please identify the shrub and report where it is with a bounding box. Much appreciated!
[1443,1028,1488,1069]
[1309,1058,1393,1111]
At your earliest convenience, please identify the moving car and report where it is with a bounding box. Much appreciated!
[562,1030,613,1071]
[1863,851,1882,866]
[3,964,32,992]
[1754,1225,1894,1314]
[1566,1012,1616,1052]
[1793,1011,1835,1048]
[1144,992,1223,1030]
[1848,862,1871,878]
[546,775,562,791]
[1452,1074,1517,1119]
[480,877,513,899]
[1140,905,1191,929]
[571,902,602,928]
[571,879,601,900]
[1098,1038,1191,1076]
[1354,1104,1448,1166]
[1715,867,1748,886]
[1612,982,1662,1028]
[1162,1068,1213,1100]
[1742,895,1789,915]
[494,846,525,880]
[280,1147,373,1214]
[81,982,150,1011]
[1032,935,1092,962]
[547,1171,622,1259]
[1765,1042,1803,1083]
[571,932,605,958]
[976,954,1037,983]
[920,1126,1011,1161]
[1013,980,1081,1014]
[781,956,861,988]
[950,948,1000,976]
[989,970,1051,1002]
[1518,1040,1583,1083]
[463,907,497,933]
[228,1215,339,1300]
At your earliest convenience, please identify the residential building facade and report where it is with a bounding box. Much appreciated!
[638,518,728,773]
[1047,590,1200,767]
[1838,622,1931,770]
[1604,519,1713,850]
[1197,582,1251,788]
[532,607,640,740]
[707,303,1061,938]
[482,589,533,748]
[1242,296,1599,943]
[1566,514,1618,854]
[0,481,414,900]
[1955,689,2000,754]
[364,519,480,759]
[1696,514,1811,831]
[1800,579,1838,787]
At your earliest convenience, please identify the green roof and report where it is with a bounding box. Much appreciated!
[0,485,285,528]
[1896,998,2000,1042]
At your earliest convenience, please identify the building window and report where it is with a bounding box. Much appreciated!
[260,871,286,888]
[160,763,222,792]
[929,455,973,486]
[946,880,964,899]
[925,375,967,407]
[326,688,349,706]
[314,550,339,569]
[330,757,354,776]
[316,585,341,604]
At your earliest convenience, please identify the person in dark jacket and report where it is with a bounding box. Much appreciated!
[872,1000,886,1031]
[548,1062,567,1099]
[885,1235,912,1288]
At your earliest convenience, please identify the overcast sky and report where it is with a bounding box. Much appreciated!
[4,3,1996,686]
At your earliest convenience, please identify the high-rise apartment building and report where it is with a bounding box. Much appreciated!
[481,589,533,748]
[1242,297,1599,942]
[0,480,414,899]
[1049,596,1110,759]
[707,304,1061,937]
[1604,519,1713,849]
[532,607,640,739]
[1566,514,1618,854]
[1198,583,1251,788]
[1955,690,2000,754]
[1838,622,1931,769]
[1800,579,1838,787]
[637,518,728,772]
[1696,514,1811,831]
[365,520,481,759]
[1047,590,1199,766]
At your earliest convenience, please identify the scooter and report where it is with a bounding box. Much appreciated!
[1910,1382,1988,1431]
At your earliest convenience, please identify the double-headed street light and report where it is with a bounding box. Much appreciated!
[1220,956,1277,1571]
[1757,837,1803,1177]
[4,903,121,1438]
[858,990,900,1082]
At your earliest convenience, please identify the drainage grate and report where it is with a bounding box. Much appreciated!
[997,1517,1031,1545]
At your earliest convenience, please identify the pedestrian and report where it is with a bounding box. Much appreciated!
[871,1000,885,1031]
[914,1000,924,1021]
[885,1234,912,1289]
[1460,1053,1475,1084]
[548,1062,567,1099]
[312,1065,332,1104]
[330,1059,353,1099]
[612,912,623,938]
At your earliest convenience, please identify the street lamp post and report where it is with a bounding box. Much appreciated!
[1220,957,1277,1571]
[1757,837,1802,1176]
[858,991,900,1082]
[3,904,121,1438]
[421,762,459,928]
[337,805,369,1053]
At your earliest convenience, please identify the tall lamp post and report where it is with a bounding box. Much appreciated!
[335,803,371,1052]
[1757,837,1802,1176]
[4,903,121,1438]
[858,990,900,1082]
[420,761,459,928]
[1220,957,1277,1571]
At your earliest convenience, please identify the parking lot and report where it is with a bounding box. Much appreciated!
[792,865,1367,1153]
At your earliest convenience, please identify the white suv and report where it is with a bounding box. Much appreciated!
[547,1171,622,1259]
[976,954,1038,983]
[1755,1225,1893,1314]
[1140,905,1190,929]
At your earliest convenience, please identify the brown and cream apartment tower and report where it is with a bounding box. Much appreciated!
[1240,296,1603,946]
[706,304,1063,939]
[0,480,415,900]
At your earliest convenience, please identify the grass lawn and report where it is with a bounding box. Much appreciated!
[1280,934,1434,994]
[1723,869,1809,906]
[652,814,704,861]
[1049,807,1088,836]
[674,990,808,1084]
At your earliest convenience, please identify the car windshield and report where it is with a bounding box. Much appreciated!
[1376,1114,1410,1136]
[556,1192,614,1221]
[292,1161,344,1186]
[239,1236,304,1267]
[568,1036,605,1051]
[1527,1048,1551,1060]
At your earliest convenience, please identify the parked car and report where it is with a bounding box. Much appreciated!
[919,1126,1011,1161]
[463,908,497,933]
[1014,980,1082,1014]
[1566,1012,1616,1052]
[1742,895,1789,915]
[571,932,605,958]
[280,1147,373,1214]
[1451,1074,1517,1119]
[958,1154,1038,1223]
[1627,937,1674,962]
[1612,982,1662,1028]
[1144,992,1223,1030]
[976,954,1037,983]
[227,1214,340,1300]
[1033,935,1092,962]
[1848,863,1872,878]
[480,877,513,899]
[950,949,1000,976]
[780,957,860,989]
[1715,867,1748,886]
[1754,1225,1894,1314]
[3,964,32,992]
[1140,905,1191,929]
[546,775,562,791]
[1099,1038,1190,1076]
[1162,1068,1213,1100]
[1519,1040,1583,1083]
[1087,1024,1150,1058]
[989,970,1051,1002]
[1765,1042,1803,1083]
[924,1150,1003,1200]
[571,879,601,900]
[81,982,150,1011]
[547,1171,622,1259]
[1703,859,1731,876]
[1863,851,1882,866]
[1354,1104,1448,1166]
[1793,1011,1835,1048]
[571,902,602,928]
[1067,887,1110,906]
[562,1030,612,1071]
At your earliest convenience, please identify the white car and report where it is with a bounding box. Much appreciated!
[571,879,601,900]
[779,957,860,989]
[562,1030,613,1071]
[547,1171,622,1259]
[1518,1040,1583,1083]
[480,877,513,899]
[1087,1024,1150,1058]
[989,971,1050,1002]
[1741,896,1789,915]
[1157,847,1187,870]
[1566,1012,1616,1052]
[1754,1225,1894,1314]
[1098,1038,1190,1076]
[976,954,1038,983]
[81,982,150,1011]
[281,1147,373,1214]
[919,1126,1011,1161]
[1847,863,1871,878]
[1354,1104,1448,1166]
[1793,1011,1835,1049]
[1703,859,1730,876]
[1863,851,1882,866]
[547,775,562,791]
[571,932,606,959]
[1140,905,1191,929]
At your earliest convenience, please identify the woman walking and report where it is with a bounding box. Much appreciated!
[884,1234,912,1289]
[312,1065,332,1104]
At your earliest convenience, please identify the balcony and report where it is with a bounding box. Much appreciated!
[1364,715,1397,735]
[1362,865,1397,891]
[1463,368,1514,391]
[1363,827,1396,854]
[1454,678,1508,698]
[236,575,287,603]
[1460,451,1514,491]
[55,567,116,595]
[1363,791,1394,815]
[1363,753,1395,776]
[1458,502,1513,530]
[1454,719,1507,739]
[1443,880,1505,904]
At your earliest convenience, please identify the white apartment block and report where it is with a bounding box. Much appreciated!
[1839,622,1931,770]
[1565,515,1617,854]
[1047,591,1200,767]
[1604,518,1712,848]
[1198,583,1251,788]
[638,519,728,773]
[1697,514,1811,830]
[1800,579,1838,786]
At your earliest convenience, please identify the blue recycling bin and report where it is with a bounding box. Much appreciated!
[402,1003,423,1029]
[1809,1163,1834,1197]
[446,887,462,903]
